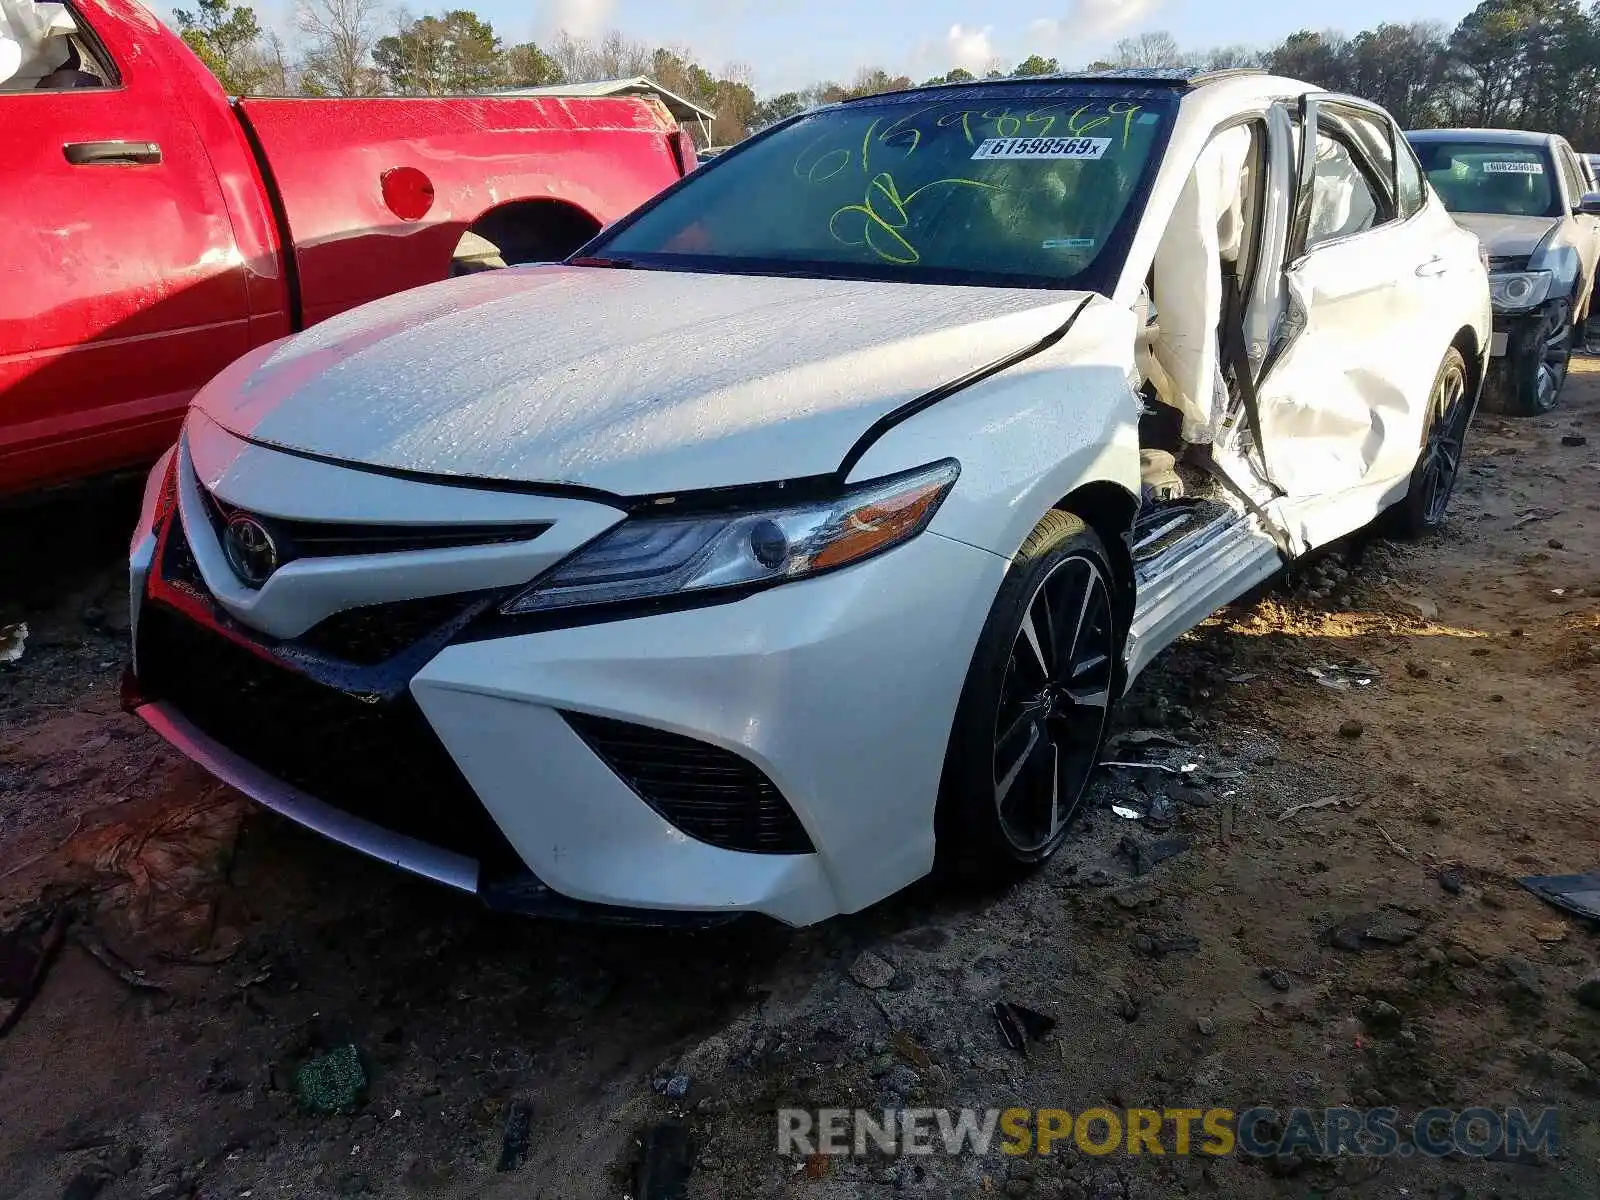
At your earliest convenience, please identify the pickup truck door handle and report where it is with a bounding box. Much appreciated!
[1415,255,1450,278]
[63,140,162,166]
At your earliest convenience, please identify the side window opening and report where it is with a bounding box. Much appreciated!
[1306,134,1379,250]
[0,0,114,92]
[1287,104,1399,256]
[1304,110,1399,253]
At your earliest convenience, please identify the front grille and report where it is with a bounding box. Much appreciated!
[562,712,814,855]
[1489,254,1531,273]
[160,508,491,668]
[160,511,209,594]
[202,488,547,561]
[136,603,520,870]
[298,593,488,666]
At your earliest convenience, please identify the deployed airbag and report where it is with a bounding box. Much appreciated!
[1150,126,1253,443]
[0,0,73,88]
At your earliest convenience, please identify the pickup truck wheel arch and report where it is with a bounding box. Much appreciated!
[450,200,603,275]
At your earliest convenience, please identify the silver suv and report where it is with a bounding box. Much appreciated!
[1407,128,1600,414]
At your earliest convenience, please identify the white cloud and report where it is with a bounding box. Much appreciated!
[538,0,617,39]
[1033,0,1162,45]
[946,23,996,73]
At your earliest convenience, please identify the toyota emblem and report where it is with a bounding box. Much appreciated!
[223,513,280,587]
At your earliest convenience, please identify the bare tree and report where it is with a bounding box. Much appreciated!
[296,0,384,96]
[710,60,757,144]
[547,28,653,83]
[1107,31,1190,68]
[258,28,293,93]
[1201,44,1265,71]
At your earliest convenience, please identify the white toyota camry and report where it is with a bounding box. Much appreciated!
[126,68,1490,926]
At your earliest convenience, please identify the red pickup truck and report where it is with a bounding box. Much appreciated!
[0,0,694,496]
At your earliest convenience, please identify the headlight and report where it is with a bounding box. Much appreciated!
[1488,270,1553,311]
[501,459,961,615]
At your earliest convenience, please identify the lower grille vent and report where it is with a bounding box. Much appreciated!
[562,713,814,855]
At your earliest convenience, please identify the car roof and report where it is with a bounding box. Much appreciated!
[842,66,1303,107]
[1406,128,1556,147]
[1028,66,1270,87]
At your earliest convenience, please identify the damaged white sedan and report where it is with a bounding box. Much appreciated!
[125,68,1489,926]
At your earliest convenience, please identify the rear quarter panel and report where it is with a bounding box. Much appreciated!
[235,96,683,326]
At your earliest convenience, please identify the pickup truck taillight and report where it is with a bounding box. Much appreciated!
[670,130,699,176]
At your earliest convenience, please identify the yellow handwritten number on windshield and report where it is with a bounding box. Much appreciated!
[829,173,999,265]
[795,102,1140,265]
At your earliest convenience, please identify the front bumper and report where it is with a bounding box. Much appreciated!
[127,447,1008,926]
[1489,311,1521,358]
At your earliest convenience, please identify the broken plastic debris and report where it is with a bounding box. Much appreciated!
[1120,834,1193,877]
[1105,729,1189,753]
[0,622,26,665]
[1143,794,1177,830]
[1102,760,1199,775]
[1519,874,1600,922]
[993,1000,1057,1056]
[655,1073,691,1099]
[1512,507,1560,528]
[1306,664,1376,691]
[1111,804,1142,820]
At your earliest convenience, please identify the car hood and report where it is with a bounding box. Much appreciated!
[196,266,1090,496]
[1451,212,1560,260]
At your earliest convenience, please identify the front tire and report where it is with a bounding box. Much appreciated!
[1389,346,1471,539]
[936,511,1120,882]
[1498,300,1573,416]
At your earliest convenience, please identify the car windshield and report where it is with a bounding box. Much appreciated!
[587,89,1176,290]
[1410,140,1560,218]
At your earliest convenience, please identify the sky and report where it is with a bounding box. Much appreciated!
[259,0,1492,96]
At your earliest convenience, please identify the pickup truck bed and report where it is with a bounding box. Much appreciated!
[0,0,689,496]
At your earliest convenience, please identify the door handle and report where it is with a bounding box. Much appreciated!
[1415,256,1450,278]
[63,140,162,166]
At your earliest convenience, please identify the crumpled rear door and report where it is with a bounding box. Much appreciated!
[1251,95,1443,512]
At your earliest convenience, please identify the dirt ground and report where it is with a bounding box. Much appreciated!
[2,362,1598,1200]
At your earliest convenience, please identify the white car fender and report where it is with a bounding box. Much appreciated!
[844,296,1143,562]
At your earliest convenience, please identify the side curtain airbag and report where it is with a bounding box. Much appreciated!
[1150,126,1253,443]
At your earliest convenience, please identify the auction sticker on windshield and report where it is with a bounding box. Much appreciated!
[1483,161,1545,174]
[973,137,1111,161]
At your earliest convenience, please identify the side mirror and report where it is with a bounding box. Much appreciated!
[1577,193,1600,217]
